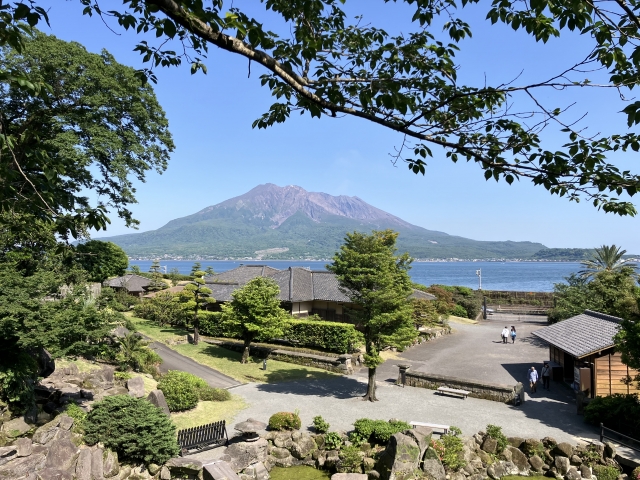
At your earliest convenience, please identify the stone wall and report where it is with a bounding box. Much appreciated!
[398,368,523,404]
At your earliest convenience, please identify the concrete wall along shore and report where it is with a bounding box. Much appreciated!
[398,367,524,403]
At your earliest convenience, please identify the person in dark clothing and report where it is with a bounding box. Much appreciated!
[510,326,517,343]
[541,362,551,389]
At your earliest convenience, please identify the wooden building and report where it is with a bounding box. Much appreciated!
[533,310,640,398]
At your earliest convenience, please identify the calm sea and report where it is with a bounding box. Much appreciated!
[130,260,582,292]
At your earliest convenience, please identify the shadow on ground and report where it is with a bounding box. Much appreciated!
[255,375,365,399]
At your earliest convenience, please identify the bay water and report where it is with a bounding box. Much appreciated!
[130,260,582,292]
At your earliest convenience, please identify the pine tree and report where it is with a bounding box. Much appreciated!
[147,260,166,292]
[329,230,416,401]
[178,270,212,344]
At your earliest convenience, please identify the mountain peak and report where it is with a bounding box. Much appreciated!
[191,183,412,228]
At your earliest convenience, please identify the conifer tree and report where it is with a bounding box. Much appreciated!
[178,271,212,345]
[147,260,166,292]
[329,230,416,401]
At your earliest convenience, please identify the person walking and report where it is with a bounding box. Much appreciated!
[510,326,517,343]
[541,362,551,390]
[529,366,539,393]
[501,326,509,344]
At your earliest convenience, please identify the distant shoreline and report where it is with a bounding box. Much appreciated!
[126,257,592,263]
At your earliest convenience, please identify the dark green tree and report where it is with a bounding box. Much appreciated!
[328,230,416,401]
[220,277,288,363]
[0,30,174,239]
[177,270,212,344]
[205,266,215,276]
[76,240,129,283]
[147,260,167,292]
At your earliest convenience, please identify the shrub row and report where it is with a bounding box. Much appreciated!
[199,312,363,354]
[352,418,411,444]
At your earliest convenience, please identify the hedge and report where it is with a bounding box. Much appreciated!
[283,319,362,353]
[199,313,363,354]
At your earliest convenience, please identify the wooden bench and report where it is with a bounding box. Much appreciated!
[177,420,228,456]
[436,386,469,399]
[410,421,450,435]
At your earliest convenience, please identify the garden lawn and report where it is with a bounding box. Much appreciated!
[171,396,248,431]
[129,316,337,384]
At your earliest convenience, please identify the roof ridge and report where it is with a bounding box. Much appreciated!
[583,310,623,324]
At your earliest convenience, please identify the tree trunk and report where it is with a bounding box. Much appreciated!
[193,322,200,345]
[363,367,378,402]
[241,336,252,364]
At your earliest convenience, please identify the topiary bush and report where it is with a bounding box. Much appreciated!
[313,415,330,434]
[283,318,363,353]
[352,418,411,444]
[84,395,179,465]
[486,424,508,453]
[157,370,207,412]
[197,386,231,402]
[268,411,302,431]
[440,427,466,471]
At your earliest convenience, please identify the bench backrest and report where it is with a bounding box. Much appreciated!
[178,420,227,449]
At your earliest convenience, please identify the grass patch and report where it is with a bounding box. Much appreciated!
[57,357,103,374]
[447,315,478,325]
[170,396,248,431]
[130,316,337,384]
[269,466,330,480]
[502,477,546,480]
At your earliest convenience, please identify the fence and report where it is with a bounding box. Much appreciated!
[600,423,640,453]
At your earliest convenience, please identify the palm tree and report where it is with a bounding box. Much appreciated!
[579,245,637,279]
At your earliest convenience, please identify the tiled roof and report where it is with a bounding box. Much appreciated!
[311,271,351,302]
[532,310,622,358]
[104,274,151,292]
[206,265,279,285]
[207,283,242,302]
[410,290,437,301]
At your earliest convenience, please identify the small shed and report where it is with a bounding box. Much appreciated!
[533,310,640,398]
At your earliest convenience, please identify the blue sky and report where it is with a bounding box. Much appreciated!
[41,1,639,251]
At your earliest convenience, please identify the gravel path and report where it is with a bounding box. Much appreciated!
[230,376,598,444]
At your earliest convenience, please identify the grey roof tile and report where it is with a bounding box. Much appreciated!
[410,290,437,301]
[206,265,279,285]
[532,310,622,358]
[104,274,151,292]
[311,271,351,302]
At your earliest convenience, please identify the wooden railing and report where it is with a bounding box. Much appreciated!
[177,420,228,456]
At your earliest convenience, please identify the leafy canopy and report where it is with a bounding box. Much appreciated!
[579,245,637,280]
[0,29,173,239]
[59,0,640,215]
[76,240,129,283]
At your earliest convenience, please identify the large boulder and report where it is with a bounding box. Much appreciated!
[482,437,498,454]
[291,434,317,459]
[241,462,269,480]
[221,439,268,472]
[32,417,61,445]
[14,438,32,458]
[555,456,571,475]
[91,448,104,480]
[331,474,368,480]
[146,390,170,415]
[604,442,616,459]
[0,452,47,478]
[127,376,146,398]
[103,449,119,477]
[75,449,92,480]
[507,437,525,449]
[203,460,241,480]
[422,458,446,480]
[554,443,574,458]
[566,466,581,480]
[405,427,432,461]
[529,455,545,472]
[44,437,78,472]
[377,432,421,480]
[2,417,32,438]
[506,446,529,472]
[36,468,74,480]
[0,446,16,467]
[165,458,204,478]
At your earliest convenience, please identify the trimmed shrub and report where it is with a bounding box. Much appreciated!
[352,418,411,444]
[339,445,362,473]
[313,415,330,434]
[84,395,179,464]
[593,465,620,480]
[197,386,231,402]
[199,311,236,338]
[441,427,466,471]
[486,424,508,453]
[157,370,207,412]
[324,432,342,450]
[584,394,640,438]
[284,318,363,353]
[268,411,302,431]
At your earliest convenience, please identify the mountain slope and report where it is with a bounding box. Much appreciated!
[101,184,546,259]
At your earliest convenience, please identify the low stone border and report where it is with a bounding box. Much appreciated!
[397,367,524,404]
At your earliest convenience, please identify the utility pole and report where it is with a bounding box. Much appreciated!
[476,269,482,290]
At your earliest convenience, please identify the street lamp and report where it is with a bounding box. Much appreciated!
[476,269,482,290]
